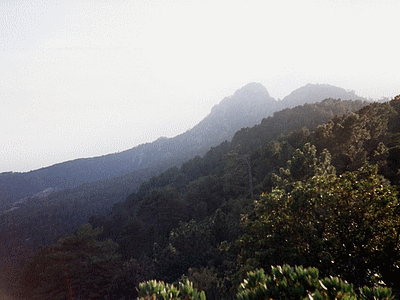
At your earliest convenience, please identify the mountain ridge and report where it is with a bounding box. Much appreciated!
[0,82,368,210]
[279,83,368,108]
[0,91,374,285]
[0,83,277,209]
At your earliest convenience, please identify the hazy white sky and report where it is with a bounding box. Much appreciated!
[1,0,399,172]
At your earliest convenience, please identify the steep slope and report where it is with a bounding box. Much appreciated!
[0,98,369,257]
[279,83,368,108]
[92,98,373,271]
[97,98,398,287]
[0,82,371,212]
[0,83,277,210]
[117,82,277,163]
[10,96,400,300]
[171,82,277,151]
[230,98,368,151]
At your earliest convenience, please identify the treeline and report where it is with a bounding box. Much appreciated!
[0,98,368,272]
[6,97,400,299]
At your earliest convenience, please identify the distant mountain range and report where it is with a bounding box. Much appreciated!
[0,83,373,273]
[0,83,368,211]
[279,83,367,108]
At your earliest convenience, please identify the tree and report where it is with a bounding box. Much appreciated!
[137,279,206,300]
[239,164,400,288]
[237,265,393,300]
[184,175,224,219]
[19,224,120,300]
[136,186,189,239]
[154,219,215,283]
[223,149,254,198]
[109,256,156,300]
[272,143,335,190]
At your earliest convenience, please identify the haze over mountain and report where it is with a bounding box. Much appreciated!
[0,82,367,211]
[2,0,399,175]
[0,83,275,209]
[279,83,368,108]
[0,89,378,299]
[1,81,385,299]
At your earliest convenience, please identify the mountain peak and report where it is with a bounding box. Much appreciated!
[233,82,271,99]
[281,83,367,107]
[214,83,274,112]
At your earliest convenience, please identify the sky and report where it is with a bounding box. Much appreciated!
[1,0,399,173]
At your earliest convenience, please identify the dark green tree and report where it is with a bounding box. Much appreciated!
[272,143,335,189]
[19,224,120,300]
[237,265,394,300]
[137,279,206,300]
[223,148,254,198]
[240,164,400,288]
[184,175,225,219]
[154,219,215,282]
[136,186,189,239]
[109,256,156,300]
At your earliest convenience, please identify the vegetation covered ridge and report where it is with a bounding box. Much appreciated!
[4,95,400,299]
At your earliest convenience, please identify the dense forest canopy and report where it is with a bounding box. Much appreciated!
[2,95,400,299]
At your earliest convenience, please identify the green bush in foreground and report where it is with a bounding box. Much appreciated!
[237,265,394,300]
[137,278,206,300]
[137,265,394,300]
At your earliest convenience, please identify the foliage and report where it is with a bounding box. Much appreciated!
[109,256,157,300]
[18,224,120,300]
[184,175,225,220]
[9,96,400,299]
[359,286,394,300]
[237,266,319,300]
[137,279,206,300]
[240,163,400,288]
[153,219,215,282]
[237,265,393,300]
[182,267,224,300]
[272,142,336,189]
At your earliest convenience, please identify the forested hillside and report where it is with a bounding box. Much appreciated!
[0,83,367,212]
[5,95,400,299]
[0,83,276,211]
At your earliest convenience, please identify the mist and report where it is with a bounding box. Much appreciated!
[1,0,399,172]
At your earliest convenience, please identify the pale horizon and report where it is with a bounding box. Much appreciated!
[1,0,399,173]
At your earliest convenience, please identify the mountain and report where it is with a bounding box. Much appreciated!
[171,82,277,150]
[0,97,369,268]
[279,83,368,108]
[230,98,369,152]
[0,85,379,296]
[0,82,370,212]
[116,82,277,164]
[0,83,277,211]
[7,94,400,300]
